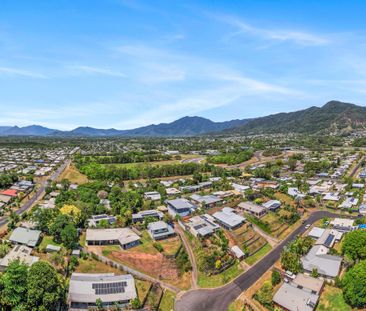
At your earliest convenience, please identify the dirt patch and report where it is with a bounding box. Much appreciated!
[111,251,179,280]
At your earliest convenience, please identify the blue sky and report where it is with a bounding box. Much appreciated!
[1,0,366,130]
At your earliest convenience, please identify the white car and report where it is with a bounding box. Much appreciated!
[305,224,310,229]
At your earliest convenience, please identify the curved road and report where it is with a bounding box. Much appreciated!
[175,211,343,311]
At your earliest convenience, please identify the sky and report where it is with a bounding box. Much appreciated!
[1,0,366,130]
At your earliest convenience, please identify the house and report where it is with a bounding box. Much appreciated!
[307,227,325,239]
[166,198,196,217]
[147,221,175,240]
[301,245,342,279]
[292,273,324,295]
[330,218,356,232]
[254,180,279,189]
[190,194,222,208]
[68,273,137,310]
[262,200,281,211]
[288,187,306,199]
[359,204,366,215]
[323,192,340,202]
[339,197,358,209]
[86,228,140,250]
[314,229,342,248]
[238,202,267,218]
[132,209,164,223]
[232,183,250,194]
[9,227,41,247]
[0,189,17,197]
[88,215,116,227]
[166,187,181,196]
[144,191,161,201]
[186,214,220,237]
[273,282,320,311]
[212,207,245,230]
[0,245,39,271]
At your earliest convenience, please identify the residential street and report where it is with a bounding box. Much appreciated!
[175,211,342,311]
[0,159,71,228]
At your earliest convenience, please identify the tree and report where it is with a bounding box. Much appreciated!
[61,223,79,249]
[0,243,10,258]
[50,214,72,243]
[27,261,63,311]
[342,230,366,262]
[254,281,273,308]
[280,251,302,273]
[342,260,366,307]
[271,270,281,286]
[0,260,28,308]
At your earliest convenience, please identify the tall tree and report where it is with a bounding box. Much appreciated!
[27,261,64,311]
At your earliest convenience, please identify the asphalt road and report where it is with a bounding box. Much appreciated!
[0,159,70,227]
[175,211,342,311]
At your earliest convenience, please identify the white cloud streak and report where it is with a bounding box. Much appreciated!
[218,15,330,46]
[68,65,127,77]
[0,67,47,78]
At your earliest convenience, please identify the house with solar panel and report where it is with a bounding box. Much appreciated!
[187,214,220,238]
[85,228,140,250]
[68,273,137,310]
[132,209,164,223]
[87,214,116,227]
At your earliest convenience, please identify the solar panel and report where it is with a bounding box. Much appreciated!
[324,234,335,247]
[92,282,128,295]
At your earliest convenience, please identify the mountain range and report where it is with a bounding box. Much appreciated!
[1,101,365,137]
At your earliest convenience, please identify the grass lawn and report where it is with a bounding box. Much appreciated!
[159,290,176,311]
[79,232,86,247]
[128,231,159,255]
[228,299,244,311]
[135,279,152,303]
[101,245,121,256]
[76,257,124,274]
[39,235,62,251]
[160,236,181,256]
[245,244,272,265]
[274,192,295,207]
[197,261,243,288]
[316,286,352,311]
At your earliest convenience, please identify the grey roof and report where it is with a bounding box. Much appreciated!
[190,194,222,205]
[148,221,175,239]
[238,202,266,214]
[301,245,342,278]
[68,273,136,304]
[132,209,164,220]
[166,198,195,211]
[86,228,140,246]
[0,245,39,269]
[9,227,41,247]
[213,209,245,229]
[273,283,319,311]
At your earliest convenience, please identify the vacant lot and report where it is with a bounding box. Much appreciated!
[317,286,351,311]
[58,164,89,184]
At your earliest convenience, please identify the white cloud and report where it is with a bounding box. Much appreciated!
[218,15,330,46]
[68,65,126,77]
[0,67,47,78]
